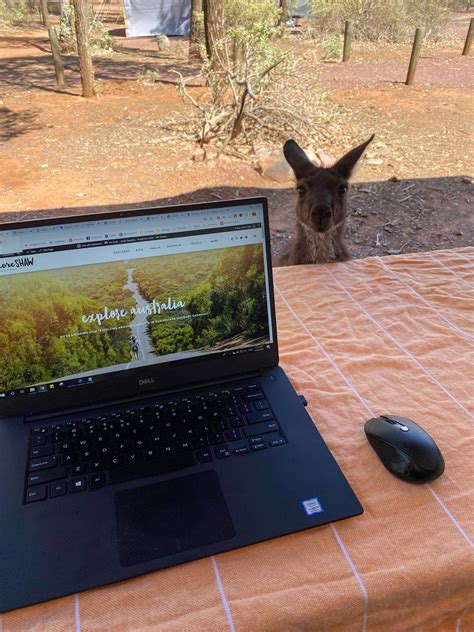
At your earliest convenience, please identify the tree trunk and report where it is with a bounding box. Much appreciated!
[39,0,50,26]
[71,0,95,97]
[279,0,289,26]
[189,0,202,59]
[59,0,70,46]
[203,0,225,72]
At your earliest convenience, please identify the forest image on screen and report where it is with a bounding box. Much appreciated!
[0,244,270,391]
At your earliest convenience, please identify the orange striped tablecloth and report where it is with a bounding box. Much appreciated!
[2,247,473,632]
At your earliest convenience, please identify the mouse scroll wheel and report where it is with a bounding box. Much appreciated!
[382,416,409,431]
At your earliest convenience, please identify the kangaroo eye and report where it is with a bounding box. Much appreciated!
[338,185,348,195]
[297,186,306,195]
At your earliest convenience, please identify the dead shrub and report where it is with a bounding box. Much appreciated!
[310,0,451,42]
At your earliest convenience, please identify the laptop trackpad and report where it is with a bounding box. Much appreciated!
[115,470,235,567]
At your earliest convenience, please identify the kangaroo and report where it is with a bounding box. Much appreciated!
[275,135,374,266]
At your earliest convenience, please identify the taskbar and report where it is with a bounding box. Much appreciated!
[0,343,274,399]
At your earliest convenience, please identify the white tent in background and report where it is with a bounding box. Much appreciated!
[122,0,191,37]
[122,0,311,38]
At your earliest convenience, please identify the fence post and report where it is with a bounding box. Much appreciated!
[462,17,473,56]
[406,27,424,86]
[48,26,66,89]
[343,20,353,62]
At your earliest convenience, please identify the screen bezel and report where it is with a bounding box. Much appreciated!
[0,197,279,419]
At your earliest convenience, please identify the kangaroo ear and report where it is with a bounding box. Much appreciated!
[333,134,375,180]
[283,139,317,179]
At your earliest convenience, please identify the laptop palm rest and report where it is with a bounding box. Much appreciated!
[115,470,235,567]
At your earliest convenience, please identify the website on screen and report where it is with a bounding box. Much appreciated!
[0,205,274,396]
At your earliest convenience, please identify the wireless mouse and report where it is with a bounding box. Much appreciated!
[364,414,445,483]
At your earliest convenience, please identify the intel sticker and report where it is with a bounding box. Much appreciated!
[302,497,324,516]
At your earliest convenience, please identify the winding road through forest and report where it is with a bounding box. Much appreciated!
[124,267,155,368]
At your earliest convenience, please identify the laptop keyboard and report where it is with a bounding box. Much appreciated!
[25,381,287,503]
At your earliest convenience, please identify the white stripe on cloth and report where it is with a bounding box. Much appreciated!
[331,525,369,632]
[275,280,473,552]
[274,283,373,417]
[325,267,474,420]
[428,253,473,285]
[451,251,474,265]
[455,604,473,631]
[427,486,473,548]
[75,593,81,632]
[376,258,474,342]
[212,556,236,632]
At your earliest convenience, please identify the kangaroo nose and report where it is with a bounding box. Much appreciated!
[311,204,332,219]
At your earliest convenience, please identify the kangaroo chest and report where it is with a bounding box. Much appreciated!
[298,223,341,264]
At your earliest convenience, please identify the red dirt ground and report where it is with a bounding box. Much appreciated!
[0,12,472,260]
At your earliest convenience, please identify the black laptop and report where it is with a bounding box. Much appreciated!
[0,197,362,612]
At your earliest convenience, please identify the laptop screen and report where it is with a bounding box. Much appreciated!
[0,200,276,404]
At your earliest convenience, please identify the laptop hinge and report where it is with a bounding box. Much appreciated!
[25,370,262,423]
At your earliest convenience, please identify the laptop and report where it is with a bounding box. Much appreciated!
[0,197,362,612]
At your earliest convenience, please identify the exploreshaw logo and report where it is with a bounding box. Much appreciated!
[0,256,34,270]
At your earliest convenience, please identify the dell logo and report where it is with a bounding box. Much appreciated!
[139,377,155,386]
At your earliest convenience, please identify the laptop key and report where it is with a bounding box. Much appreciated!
[110,452,196,485]
[244,392,264,402]
[50,480,67,497]
[270,437,287,447]
[30,444,55,458]
[28,466,67,486]
[70,463,88,476]
[31,435,46,447]
[70,476,87,493]
[90,472,106,489]
[226,428,241,442]
[60,453,76,466]
[244,420,280,437]
[238,402,253,414]
[231,415,246,428]
[214,445,231,459]
[249,436,266,445]
[233,445,249,455]
[91,457,108,472]
[208,432,225,445]
[253,399,269,411]
[246,410,274,424]
[29,455,58,472]
[195,448,213,463]
[251,441,267,451]
[25,485,47,503]
[109,455,127,468]
[192,435,209,450]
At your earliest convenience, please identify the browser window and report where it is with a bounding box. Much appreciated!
[0,204,274,397]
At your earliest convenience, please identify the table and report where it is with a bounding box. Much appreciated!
[2,248,473,632]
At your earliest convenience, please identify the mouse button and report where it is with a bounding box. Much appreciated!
[382,414,403,422]
[380,415,398,425]
[410,443,442,471]
[387,452,411,478]
[381,415,410,431]
[364,417,393,438]
[368,436,410,477]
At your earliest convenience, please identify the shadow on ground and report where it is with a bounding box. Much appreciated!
[0,53,202,94]
[0,107,42,142]
[0,176,471,260]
